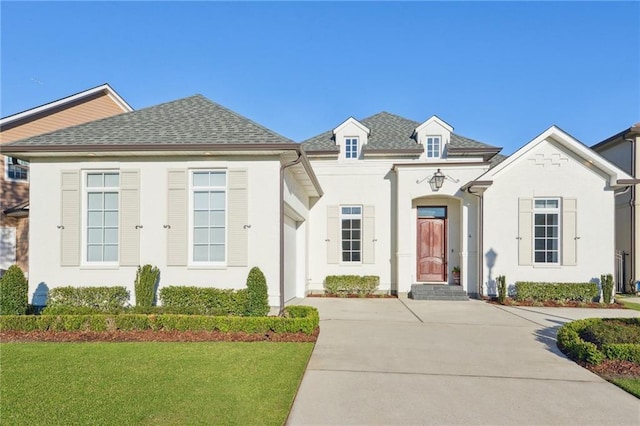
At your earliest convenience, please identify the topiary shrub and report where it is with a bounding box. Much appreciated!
[135,264,160,308]
[245,267,269,317]
[600,274,614,304]
[497,275,507,304]
[0,265,28,315]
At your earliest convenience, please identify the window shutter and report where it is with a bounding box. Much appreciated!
[518,198,532,266]
[227,169,248,267]
[327,206,339,264]
[363,205,375,264]
[562,198,577,266]
[119,169,140,266]
[60,170,80,266]
[167,169,188,266]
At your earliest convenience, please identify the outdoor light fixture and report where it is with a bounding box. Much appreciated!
[429,169,445,191]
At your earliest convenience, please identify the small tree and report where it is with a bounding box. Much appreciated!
[245,266,269,317]
[600,274,614,304]
[134,264,160,308]
[497,275,507,305]
[0,265,28,315]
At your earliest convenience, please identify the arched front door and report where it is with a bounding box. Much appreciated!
[417,206,447,282]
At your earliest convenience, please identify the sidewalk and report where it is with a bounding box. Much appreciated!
[287,297,640,425]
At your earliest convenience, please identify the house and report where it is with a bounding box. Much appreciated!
[302,114,635,297]
[2,95,322,308]
[592,124,640,292]
[0,84,132,274]
[2,93,635,307]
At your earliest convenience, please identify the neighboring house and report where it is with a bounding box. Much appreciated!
[0,84,132,274]
[592,124,640,292]
[2,93,635,307]
[2,95,322,308]
[302,114,635,297]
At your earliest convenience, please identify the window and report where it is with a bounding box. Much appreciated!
[192,170,226,263]
[85,172,119,263]
[426,136,441,159]
[341,206,361,262]
[534,198,560,264]
[345,137,359,159]
[6,156,29,181]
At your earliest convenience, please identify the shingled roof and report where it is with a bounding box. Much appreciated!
[5,95,294,148]
[301,111,499,153]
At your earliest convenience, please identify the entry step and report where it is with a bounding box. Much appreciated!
[409,284,469,301]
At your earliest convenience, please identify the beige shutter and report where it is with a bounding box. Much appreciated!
[363,205,375,264]
[562,198,577,266]
[60,170,80,266]
[119,169,140,266]
[518,198,533,266]
[327,206,339,264]
[167,169,188,266]
[227,169,248,267]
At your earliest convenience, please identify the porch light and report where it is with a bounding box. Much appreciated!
[430,169,445,191]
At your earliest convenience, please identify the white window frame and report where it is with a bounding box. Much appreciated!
[425,136,442,159]
[188,169,228,266]
[5,156,29,182]
[82,170,120,266]
[344,137,359,159]
[340,205,362,263]
[533,198,561,265]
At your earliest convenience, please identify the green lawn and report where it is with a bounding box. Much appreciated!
[610,378,640,398]
[1,342,313,425]
[618,299,640,312]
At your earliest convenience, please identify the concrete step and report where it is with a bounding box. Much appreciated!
[409,284,469,301]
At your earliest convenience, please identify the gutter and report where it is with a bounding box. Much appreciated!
[279,149,304,314]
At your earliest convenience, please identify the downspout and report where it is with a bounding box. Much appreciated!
[628,137,637,291]
[279,150,303,314]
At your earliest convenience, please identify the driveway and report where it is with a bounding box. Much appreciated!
[287,297,640,425]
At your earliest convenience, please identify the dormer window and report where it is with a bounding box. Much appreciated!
[426,136,441,159]
[345,137,359,159]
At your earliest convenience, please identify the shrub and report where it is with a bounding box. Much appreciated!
[46,286,129,313]
[514,282,598,302]
[245,267,269,317]
[557,319,605,364]
[135,264,160,308]
[579,318,640,346]
[600,274,614,304]
[159,286,248,316]
[0,265,28,315]
[497,275,507,304]
[324,275,380,296]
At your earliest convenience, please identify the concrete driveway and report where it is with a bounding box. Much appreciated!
[287,297,640,425]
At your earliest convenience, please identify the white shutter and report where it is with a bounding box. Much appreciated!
[119,169,140,266]
[363,205,375,264]
[518,198,532,266]
[167,169,187,266]
[227,169,248,267]
[60,170,80,266]
[327,206,339,264]
[562,198,577,266]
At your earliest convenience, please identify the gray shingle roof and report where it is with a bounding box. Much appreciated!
[6,95,294,147]
[301,111,498,153]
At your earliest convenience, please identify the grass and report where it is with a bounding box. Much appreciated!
[610,378,640,398]
[617,298,640,312]
[1,342,313,425]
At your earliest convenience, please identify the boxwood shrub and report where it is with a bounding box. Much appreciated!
[514,282,598,302]
[45,286,130,313]
[324,275,380,296]
[159,286,248,316]
[0,265,28,315]
[0,305,319,335]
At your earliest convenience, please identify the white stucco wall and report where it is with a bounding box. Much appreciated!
[28,155,311,307]
[482,139,616,294]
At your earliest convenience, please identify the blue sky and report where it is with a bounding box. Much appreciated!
[1,1,638,154]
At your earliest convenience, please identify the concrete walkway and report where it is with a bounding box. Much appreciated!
[287,297,640,425]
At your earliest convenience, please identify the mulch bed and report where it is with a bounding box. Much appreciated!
[581,359,640,380]
[0,328,319,343]
[486,298,628,309]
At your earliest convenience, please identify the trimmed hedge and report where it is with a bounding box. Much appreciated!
[0,305,319,335]
[45,286,130,313]
[0,265,28,315]
[324,275,380,296]
[514,282,598,302]
[601,274,614,304]
[245,267,269,317]
[159,286,248,316]
[135,264,160,308]
[557,318,640,365]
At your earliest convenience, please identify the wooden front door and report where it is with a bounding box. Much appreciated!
[417,217,446,282]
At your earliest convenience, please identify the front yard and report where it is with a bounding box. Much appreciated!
[1,341,313,425]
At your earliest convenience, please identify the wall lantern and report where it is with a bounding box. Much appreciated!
[429,169,445,191]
